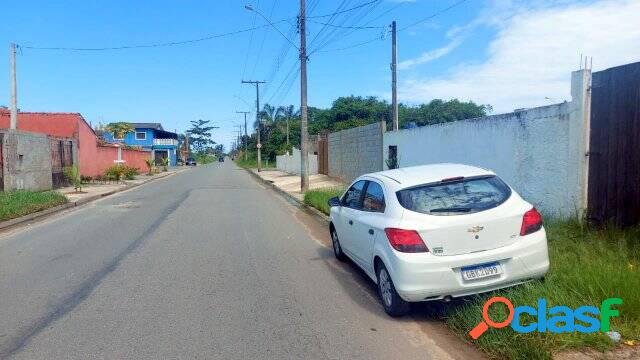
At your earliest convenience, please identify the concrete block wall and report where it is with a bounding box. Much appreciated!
[276,148,318,175]
[1,130,53,191]
[328,122,385,184]
[383,70,591,217]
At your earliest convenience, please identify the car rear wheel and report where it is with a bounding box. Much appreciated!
[377,263,410,317]
[330,227,347,261]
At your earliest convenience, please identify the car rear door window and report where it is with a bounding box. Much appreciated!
[396,176,511,215]
[342,180,366,209]
[363,181,385,212]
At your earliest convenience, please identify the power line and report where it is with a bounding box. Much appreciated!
[307,0,380,19]
[314,0,469,54]
[250,0,279,77]
[309,0,382,54]
[315,36,382,53]
[19,20,289,51]
[308,19,385,29]
[398,0,469,32]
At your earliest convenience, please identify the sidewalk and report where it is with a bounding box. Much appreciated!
[60,167,186,203]
[251,169,344,201]
[0,167,188,231]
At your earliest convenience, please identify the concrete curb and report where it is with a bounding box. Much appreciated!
[243,167,331,227]
[0,169,184,232]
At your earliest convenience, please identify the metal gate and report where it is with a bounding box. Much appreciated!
[587,62,640,226]
[318,133,328,175]
[51,139,73,188]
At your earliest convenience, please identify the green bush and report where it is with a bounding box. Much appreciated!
[104,164,139,182]
[303,187,344,215]
[63,165,82,192]
[123,166,139,180]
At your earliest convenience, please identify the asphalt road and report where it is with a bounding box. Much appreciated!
[0,161,482,359]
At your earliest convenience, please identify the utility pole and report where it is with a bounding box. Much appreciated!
[9,43,18,130]
[241,80,265,171]
[236,111,250,160]
[391,21,398,131]
[299,0,309,192]
[185,133,190,160]
[234,125,243,156]
[286,114,290,147]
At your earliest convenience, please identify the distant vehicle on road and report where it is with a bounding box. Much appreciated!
[218,156,225,162]
[185,158,197,166]
[327,163,549,316]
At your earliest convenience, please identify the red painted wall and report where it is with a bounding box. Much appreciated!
[88,146,149,177]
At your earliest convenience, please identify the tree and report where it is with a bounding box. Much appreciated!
[258,104,278,128]
[241,96,490,163]
[105,122,134,139]
[187,119,217,153]
[276,105,299,147]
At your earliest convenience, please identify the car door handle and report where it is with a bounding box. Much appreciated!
[368,229,374,235]
[348,220,353,225]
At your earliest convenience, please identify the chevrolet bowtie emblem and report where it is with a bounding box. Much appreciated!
[467,226,484,233]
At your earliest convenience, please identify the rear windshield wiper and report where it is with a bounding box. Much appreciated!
[429,207,472,213]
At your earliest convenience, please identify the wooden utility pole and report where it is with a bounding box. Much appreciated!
[299,0,309,192]
[9,43,17,130]
[391,21,398,131]
[241,80,265,171]
[236,111,250,160]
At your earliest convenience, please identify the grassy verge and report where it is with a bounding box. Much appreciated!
[446,219,639,359]
[194,154,218,164]
[301,190,639,359]
[235,156,258,169]
[0,190,68,222]
[303,187,344,215]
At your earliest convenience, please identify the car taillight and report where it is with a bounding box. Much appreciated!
[520,208,543,236]
[384,228,429,253]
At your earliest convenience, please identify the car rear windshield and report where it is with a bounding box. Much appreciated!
[396,175,511,216]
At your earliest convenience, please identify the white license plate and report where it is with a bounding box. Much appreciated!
[461,262,502,281]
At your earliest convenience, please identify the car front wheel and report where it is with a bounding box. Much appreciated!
[377,263,410,317]
[330,227,347,261]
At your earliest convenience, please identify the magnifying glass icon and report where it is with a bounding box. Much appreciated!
[469,296,514,339]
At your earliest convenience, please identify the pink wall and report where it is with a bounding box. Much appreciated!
[78,119,100,176]
[121,148,149,172]
[87,146,150,177]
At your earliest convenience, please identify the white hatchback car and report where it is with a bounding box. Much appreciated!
[328,163,549,316]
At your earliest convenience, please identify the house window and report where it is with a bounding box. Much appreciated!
[135,132,146,140]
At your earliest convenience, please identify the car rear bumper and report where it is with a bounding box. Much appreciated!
[389,229,549,302]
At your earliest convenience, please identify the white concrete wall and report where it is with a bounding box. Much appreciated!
[383,70,591,217]
[276,148,318,175]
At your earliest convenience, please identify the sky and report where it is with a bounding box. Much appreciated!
[1,0,639,150]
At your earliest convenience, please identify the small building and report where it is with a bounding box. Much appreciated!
[102,123,178,166]
[0,109,149,177]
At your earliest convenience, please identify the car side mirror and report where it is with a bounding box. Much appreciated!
[328,196,341,207]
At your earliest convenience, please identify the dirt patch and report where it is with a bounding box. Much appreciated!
[555,344,640,360]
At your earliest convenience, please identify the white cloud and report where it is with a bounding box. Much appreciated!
[399,0,640,113]
[398,37,463,70]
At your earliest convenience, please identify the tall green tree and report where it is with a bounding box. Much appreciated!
[276,105,299,147]
[105,122,134,139]
[187,119,217,153]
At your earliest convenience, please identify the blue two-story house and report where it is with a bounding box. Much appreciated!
[103,123,178,166]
